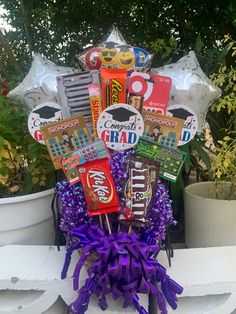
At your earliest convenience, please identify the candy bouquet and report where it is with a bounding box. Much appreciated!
[12,27,222,314]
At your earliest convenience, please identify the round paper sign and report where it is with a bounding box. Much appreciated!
[28,102,63,144]
[97,103,144,150]
[167,105,198,146]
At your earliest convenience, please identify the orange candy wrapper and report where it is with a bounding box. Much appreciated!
[101,68,127,110]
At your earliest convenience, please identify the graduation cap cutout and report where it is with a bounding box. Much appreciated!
[103,41,118,49]
[106,107,137,122]
[117,45,133,52]
[33,105,61,119]
[167,108,194,120]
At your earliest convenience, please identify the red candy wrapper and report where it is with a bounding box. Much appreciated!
[101,68,127,110]
[79,158,120,216]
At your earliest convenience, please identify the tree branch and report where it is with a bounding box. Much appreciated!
[19,0,34,55]
[0,29,24,78]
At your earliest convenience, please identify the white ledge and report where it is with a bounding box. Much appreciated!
[0,245,236,313]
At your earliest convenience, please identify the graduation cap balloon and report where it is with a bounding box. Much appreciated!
[167,107,194,120]
[106,107,137,122]
[76,27,152,71]
[97,103,144,150]
[151,51,221,132]
[28,102,63,144]
[9,54,76,112]
[33,105,61,120]
[167,104,198,146]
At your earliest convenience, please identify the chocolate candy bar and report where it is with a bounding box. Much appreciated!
[88,83,102,137]
[135,138,187,182]
[78,158,120,216]
[101,68,127,109]
[119,157,159,225]
[62,139,110,184]
[57,70,100,133]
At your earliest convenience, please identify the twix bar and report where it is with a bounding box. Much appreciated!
[101,68,127,110]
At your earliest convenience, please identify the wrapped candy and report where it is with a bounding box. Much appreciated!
[78,158,120,216]
[88,83,103,136]
[119,157,159,225]
[101,68,127,109]
[151,51,221,132]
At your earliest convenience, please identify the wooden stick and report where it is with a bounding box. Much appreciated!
[105,213,112,235]
[128,225,132,234]
[99,215,103,228]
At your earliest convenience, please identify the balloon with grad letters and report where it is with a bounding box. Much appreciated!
[151,51,221,132]
[77,27,152,72]
[9,54,76,112]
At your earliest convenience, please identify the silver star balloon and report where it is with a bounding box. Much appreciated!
[9,54,76,112]
[151,51,221,132]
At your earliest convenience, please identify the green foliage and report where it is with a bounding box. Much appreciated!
[0,0,235,78]
[0,95,55,197]
[206,36,236,199]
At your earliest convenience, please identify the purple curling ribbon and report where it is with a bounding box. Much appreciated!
[56,149,174,245]
[62,224,183,314]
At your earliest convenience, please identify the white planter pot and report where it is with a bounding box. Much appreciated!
[184,182,236,248]
[0,189,55,245]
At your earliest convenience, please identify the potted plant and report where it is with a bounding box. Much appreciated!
[0,91,56,245]
[184,36,236,248]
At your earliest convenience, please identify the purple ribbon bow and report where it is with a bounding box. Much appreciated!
[61,224,183,314]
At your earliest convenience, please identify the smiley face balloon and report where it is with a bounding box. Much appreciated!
[116,45,135,69]
[77,27,152,71]
[99,41,118,66]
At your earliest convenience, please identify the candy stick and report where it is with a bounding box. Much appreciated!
[99,215,103,228]
[106,86,110,108]
[105,213,112,234]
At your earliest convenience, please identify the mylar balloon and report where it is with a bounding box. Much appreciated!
[9,54,76,112]
[151,51,221,132]
[77,27,152,72]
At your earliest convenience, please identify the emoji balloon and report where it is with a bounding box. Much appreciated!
[77,27,152,72]
[9,54,76,112]
[151,51,221,132]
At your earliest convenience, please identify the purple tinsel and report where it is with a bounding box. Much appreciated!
[55,180,92,232]
[56,149,174,243]
[61,224,183,314]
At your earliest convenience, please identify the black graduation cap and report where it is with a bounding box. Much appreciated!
[167,108,194,120]
[117,45,133,52]
[106,107,137,122]
[103,41,118,49]
[33,105,61,119]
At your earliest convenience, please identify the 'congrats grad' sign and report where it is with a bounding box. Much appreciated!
[97,103,144,150]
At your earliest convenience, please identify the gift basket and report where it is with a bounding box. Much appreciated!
[12,26,221,314]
